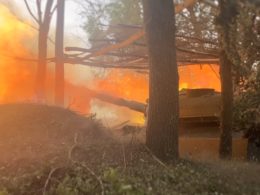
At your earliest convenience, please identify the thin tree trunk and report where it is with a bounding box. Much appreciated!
[35,26,48,100]
[143,0,179,161]
[219,50,233,159]
[34,0,54,101]
[55,0,65,106]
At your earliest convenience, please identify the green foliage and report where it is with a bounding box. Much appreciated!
[217,1,260,139]
[81,0,218,52]
[103,168,144,195]
[105,0,142,25]
[233,71,260,136]
[81,0,142,42]
[50,173,93,195]
[1,153,260,194]
[218,1,259,81]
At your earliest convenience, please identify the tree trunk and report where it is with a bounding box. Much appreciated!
[219,50,233,159]
[35,25,48,101]
[34,0,54,102]
[55,0,65,106]
[218,0,236,159]
[143,0,179,161]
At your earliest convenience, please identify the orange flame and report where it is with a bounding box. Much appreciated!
[92,66,220,124]
[94,70,149,102]
[0,4,221,125]
[94,64,220,102]
[0,4,36,103]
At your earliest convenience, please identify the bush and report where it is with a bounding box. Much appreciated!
[233,71,260,160]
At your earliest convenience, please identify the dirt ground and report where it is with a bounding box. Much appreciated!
[0,104,259,195]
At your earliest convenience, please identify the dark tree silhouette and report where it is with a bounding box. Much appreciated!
[143,0,179,161]
[217,0,237,159]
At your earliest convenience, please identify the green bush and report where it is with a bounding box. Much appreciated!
[233,72,260,141]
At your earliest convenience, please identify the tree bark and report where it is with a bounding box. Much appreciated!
[143,0,179,161]
[34,0,54,101]
[55,0,65,106]
[219,50,233,159]
[35,26,48,100]
[218,0,236,159]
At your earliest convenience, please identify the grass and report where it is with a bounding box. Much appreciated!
[0,103,259,195]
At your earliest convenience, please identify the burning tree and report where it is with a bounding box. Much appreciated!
[24,0,56,101]
[143,0,179,161]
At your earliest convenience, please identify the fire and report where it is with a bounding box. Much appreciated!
[92,65,220,124]
[179,65,220,91]
[94,65,220,105]
[0,4,36,103]
[0,3,221,126]
[94,70,148,102]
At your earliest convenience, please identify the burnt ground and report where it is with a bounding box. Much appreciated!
[0,104,260,195]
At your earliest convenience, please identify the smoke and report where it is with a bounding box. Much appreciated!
[0,3,145,126]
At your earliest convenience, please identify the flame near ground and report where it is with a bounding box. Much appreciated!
[0,4,220,125]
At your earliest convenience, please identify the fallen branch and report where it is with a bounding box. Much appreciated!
[42,167,61,195]
[143,144,170,171]
[135,138,170,171]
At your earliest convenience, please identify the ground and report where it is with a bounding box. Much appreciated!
[0,104,260,195]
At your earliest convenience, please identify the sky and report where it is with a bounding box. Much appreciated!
[9,0,87,45]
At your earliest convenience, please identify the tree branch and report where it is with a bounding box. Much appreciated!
[79,0,197,59]
[24,0,40,24]
[177,47,218,57]
[18,19,55,45]
[83,30,145,60]
[43,0,54,25]
[176,34,218,45]
[36,0,42,24]
[65,58,149,70]
[50,4,58,17]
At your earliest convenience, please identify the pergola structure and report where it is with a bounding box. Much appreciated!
[64,0,219,71]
